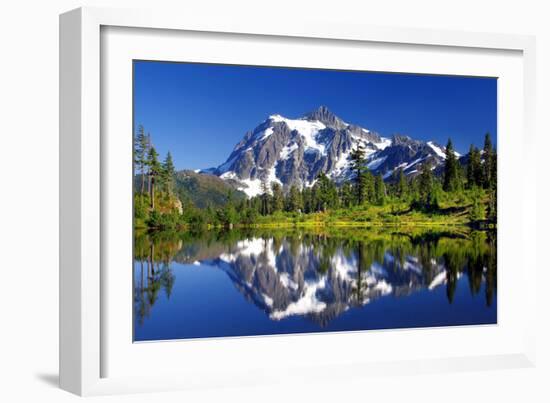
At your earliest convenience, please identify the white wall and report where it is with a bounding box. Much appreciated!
[1,0,548,401]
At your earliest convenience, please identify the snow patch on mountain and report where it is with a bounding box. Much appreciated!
[256,127,274,141]
[237,178,263,197]
[280,143,298,160]
[427,141,446,159]
[270,277,327,320]
[375,137,392,150]
[367,156,387,170]
[331,149,352,178]
[270,114,327,155]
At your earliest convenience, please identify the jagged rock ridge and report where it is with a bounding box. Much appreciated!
[206,106,455,197]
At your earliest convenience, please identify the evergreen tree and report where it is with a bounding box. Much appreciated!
[482,133,493,189]
[487,188,497,223]
[363,170,375,203]
[270,182,284,212]
[418,162,437,211]
[467,146,483,188]
[260,179,270,216]
[302,187,314,214]
[490,151,497,190]
[134,125,149,194]
[219,191,238,227]
[161,151,175,195]
[466,144,476,189]
[146,145,161,209]
[286,184,303,212]
[374,174,386,205]
[350,145,368,205]
[443,138,461,192]
[395,168,408,200]
[339,182,354,208]
[313,173,338,211]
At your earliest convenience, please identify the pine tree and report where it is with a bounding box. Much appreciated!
[443,138,461,192]
[374,174,386,205]
[487,188,497,223]
[146,145,161,209]
[467,146,483,188]
[418,162,437,211]
[134,125,149,194]
[350,145,367,205]
[490,151,497,190]
[363,170,375,204]
[396,168,408,199]
[302,187,313,214]
[260,179,270,216]
[316,173,338,211]
[286,184,303,212]
[466,144,476,189]
[339,182,354,208]
[161,151,175,195]
[270,182,284,212]
[220,190,238,227]
[482,133,493,189]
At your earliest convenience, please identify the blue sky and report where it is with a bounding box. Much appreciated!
[134,61,497,170]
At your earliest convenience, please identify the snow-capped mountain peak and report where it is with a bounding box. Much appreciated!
[208,107,452,197]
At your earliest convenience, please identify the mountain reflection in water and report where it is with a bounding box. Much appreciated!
[133,228,497,341]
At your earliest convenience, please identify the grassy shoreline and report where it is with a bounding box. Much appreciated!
[136,192,496,233]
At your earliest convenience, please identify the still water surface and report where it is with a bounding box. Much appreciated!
[133,228,496,341]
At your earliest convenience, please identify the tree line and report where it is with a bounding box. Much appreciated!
[234,133,497,219]
[134,125,180,228]
[134,124,497,229]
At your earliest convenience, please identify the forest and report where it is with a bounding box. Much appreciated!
[133,124,497,232]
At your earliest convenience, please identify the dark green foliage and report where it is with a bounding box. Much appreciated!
[134,126,497,229]
[339,182,354,208]
[482,133,494,189]
[147,209,183,230]
[373,174,386,205]
[350,145,368,205]
[486,188,497,223]
[312,173,339,211]
[134,125,149,193]
[161,151,175,194]
[469,190,485,222]
[466,145,484,189]
[466,144,476,189]
[415,162,438,211]
[443,138,462,192]
[465,132,496,228]
[286,184,303,212]
[270,182,284,213]
[260,180,270,216]
[395,168,408,200]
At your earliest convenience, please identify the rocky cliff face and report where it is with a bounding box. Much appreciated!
[206,106,455,197]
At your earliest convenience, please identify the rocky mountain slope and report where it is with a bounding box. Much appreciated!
[204,106,457,197]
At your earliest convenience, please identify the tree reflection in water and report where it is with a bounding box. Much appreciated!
[133,227,497,327]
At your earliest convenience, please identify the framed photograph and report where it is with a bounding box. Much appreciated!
[60,7,537,396]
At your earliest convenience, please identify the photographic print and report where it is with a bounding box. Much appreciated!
[133,61,497,342]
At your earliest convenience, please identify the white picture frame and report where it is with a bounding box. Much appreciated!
[59,6,537,396]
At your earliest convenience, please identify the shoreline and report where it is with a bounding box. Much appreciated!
[137,220,495,233]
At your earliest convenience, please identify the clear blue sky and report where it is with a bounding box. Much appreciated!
[134,61,497,171]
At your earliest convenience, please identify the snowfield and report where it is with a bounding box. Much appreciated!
[270,114,327,155]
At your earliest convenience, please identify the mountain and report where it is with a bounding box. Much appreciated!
[174,170,246,209]
[173,235,454,326]
[205,106,458,197]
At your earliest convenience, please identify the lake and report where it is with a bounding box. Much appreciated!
[133,227,497,341]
